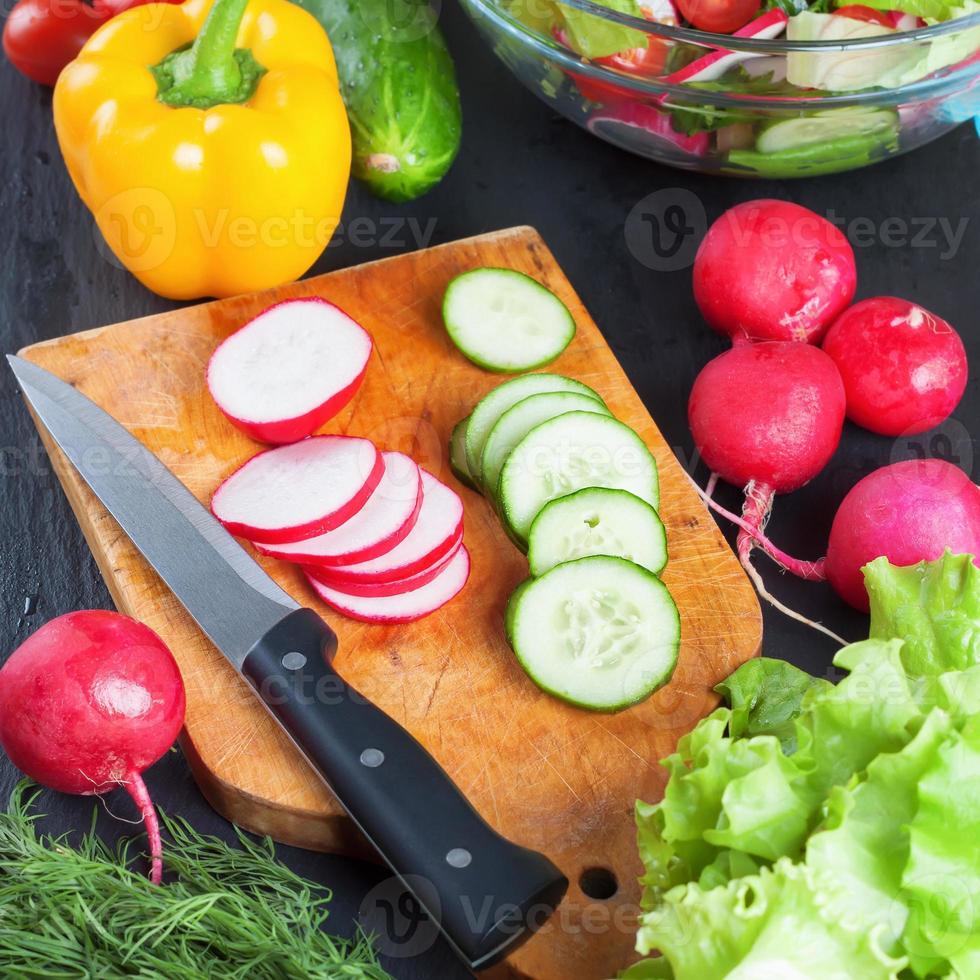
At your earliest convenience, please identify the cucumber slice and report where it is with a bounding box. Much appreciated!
[499,411,660,545]
[449,417,479,491]
[727,130,898,178]
[443,268,576,373]
[506,556,680,712]
[464,373,603,482]
[756,108,898,154]
[481,392,612,502]
[527,487,667,578]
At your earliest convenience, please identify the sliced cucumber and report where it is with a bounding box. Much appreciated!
[756,108,898,154]
[727,130,899,178]
[464,373,603,482]
[481,392,612,502]
[449,417,479,491]
[527,488,667,578]
[506,556,680,712]
[499,411,660,545]
[443,268,576,373]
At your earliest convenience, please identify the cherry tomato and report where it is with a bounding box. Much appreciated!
[834,4,895,26]
[2,0,110,86]
[600,2,677,76]
[675,0,760,34]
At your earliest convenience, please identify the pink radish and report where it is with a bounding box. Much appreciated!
[307,546,471,624]
[693,200,857,344]
[0,611,185,884]
[587,102,711,157]
[821,297,967,437]
[825,460,980,611]
[688,341,845,633]
[207,298,372,445]
[307,538,462,597]
[212,435,383,544]
[309,471,464,585]
[661,10,788,90]
[254,452,423,566]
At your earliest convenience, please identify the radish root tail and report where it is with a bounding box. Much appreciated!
[688,473,846,646]
[124,771,163,885]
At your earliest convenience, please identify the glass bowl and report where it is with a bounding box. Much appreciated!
[460,0,980,177]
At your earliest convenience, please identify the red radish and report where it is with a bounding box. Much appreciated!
[834,4,895,26]
[254,452,423,566]
[689,341,845,633]
[825,460,980,611]
[207,298,372,445]
[821,297,967,437]
[675,0,761,33]
[309,471,464,585]
[212,435,383,544]
[307,538,462,597]
[587,101,711,156]
[660,10,788,91]
[693,200,857,344]
[0,611,185,884]
[307,546,471,624]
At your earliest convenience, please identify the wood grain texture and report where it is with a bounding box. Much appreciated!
[21,226,761,979]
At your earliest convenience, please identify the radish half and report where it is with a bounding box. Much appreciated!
[660,10,788,91]
[308,471,464,585]
[254,452,423,566]
[207,298,373,445]
[211,435,383,544]
[587,102,711,156]
[307,546,471,623]
[306,538,462,597]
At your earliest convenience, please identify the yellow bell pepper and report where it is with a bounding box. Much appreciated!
[53,0,351,300]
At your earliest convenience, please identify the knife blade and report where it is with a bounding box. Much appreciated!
[8,354,568,971]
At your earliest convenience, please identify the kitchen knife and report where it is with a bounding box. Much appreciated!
[7,354,568,971]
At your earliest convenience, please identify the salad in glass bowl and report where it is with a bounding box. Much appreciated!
[460,0,980,176]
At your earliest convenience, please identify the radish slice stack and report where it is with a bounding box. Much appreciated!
[213,446,468,623]
[208,297,468,623]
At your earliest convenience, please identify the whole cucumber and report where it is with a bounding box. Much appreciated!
[296,0,462,203]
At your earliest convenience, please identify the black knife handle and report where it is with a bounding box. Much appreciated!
[240,608,568,970]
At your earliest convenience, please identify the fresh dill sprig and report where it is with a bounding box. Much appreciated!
[0,781,391,979]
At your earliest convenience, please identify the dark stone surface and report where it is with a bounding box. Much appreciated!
[0,1,977,976]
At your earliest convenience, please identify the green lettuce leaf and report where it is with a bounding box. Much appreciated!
[637,858,908,977]
[619,957,675,978]
[717,657,831,752]
[558,0,648,58]
[805,709,954,956]
[842,0,976,19]
[793,640,922,799]
[902,714,980,977]
[866,551,980,678]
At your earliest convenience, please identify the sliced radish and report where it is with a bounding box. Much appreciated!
[211,435,383,544]
[307,538,462,597]
[306,470,464,584]
[307,546,471,624]
[659,10,788,94]
[253,452,423,566]
[587,102,711,156]
[207,298,373,445]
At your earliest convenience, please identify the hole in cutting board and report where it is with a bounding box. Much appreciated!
[579,866,618,900]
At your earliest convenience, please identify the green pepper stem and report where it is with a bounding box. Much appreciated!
[153,0,265,109]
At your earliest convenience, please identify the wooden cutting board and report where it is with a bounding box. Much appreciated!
[21,226,761,979]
